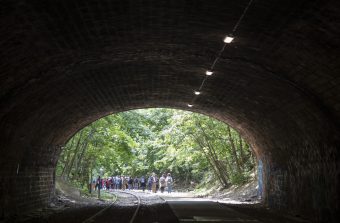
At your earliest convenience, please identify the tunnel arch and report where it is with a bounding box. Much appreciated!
[56,107,259,189]
[0,0,339,222]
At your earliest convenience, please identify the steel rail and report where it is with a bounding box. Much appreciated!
[119,191,141,223]
[82,192,118,223]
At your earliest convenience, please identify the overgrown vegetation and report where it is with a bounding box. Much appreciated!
[56,108,256,190]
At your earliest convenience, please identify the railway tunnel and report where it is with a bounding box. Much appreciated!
[0,0,339,222]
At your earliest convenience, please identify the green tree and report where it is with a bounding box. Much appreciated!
[56,108,256,191]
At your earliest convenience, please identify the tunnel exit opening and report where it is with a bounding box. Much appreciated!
[55,108,259,204]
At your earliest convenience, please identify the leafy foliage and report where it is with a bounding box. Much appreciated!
[57,108,256,189]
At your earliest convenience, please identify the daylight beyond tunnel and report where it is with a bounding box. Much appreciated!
[0,0,339,222]
[56,108,257,197]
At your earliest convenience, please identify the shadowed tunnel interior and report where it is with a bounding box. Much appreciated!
[0,0,339,222]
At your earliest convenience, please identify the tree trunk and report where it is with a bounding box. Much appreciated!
[66,131,84,179]
[195,121,229,186]
[74,130,94,177]
[191,134,225,186]
[193,131,228,187]
[227,126,242,173]
[238,133,245,166]
[60,137,75,177]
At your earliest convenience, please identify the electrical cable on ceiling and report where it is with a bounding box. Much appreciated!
[188,0,255,108]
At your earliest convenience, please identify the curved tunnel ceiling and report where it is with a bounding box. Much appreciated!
[0,0,340,220]
[0,0,339,165]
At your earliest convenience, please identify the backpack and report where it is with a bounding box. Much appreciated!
[167,177,172,183]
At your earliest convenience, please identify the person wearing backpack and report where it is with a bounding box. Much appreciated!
[166,173,173,193]
[128,177,133,190]
[111,176,115,190]
[147,175,152,192]
[140,176,146,192]
[116,176,121,190]
[133,177,139,190]
[159,174,166,193]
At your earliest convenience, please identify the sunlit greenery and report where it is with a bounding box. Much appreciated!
[57,108,256,190]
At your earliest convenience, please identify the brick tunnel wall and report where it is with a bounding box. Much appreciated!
[0,145,61,217]
[1,165,55,215]
[1,0,339,222]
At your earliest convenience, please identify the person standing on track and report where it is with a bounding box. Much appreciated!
[166,173,173,193]
[95,176,102,191]
[134,177,139,190]
[151,172,157,193]
[147,175,152,192]
[128,176,133,190]
[118,175,122,190]
[111,176,115,190]
[155,175,159,193]
[122,175,127,190]
[159,174,166,193]
[140,176,146,192]
[106,178,110,190]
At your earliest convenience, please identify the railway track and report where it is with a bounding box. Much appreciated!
[113,191,142,223]
[81,191,118,223]
[81,190,144,223]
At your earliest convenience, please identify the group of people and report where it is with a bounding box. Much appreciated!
[94,172,173,193]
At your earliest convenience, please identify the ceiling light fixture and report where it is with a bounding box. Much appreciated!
[187,0,254,112]
[206,70,213,76]
[223,35,234,43]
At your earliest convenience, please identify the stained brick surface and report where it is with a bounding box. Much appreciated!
[0,0,339,222]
